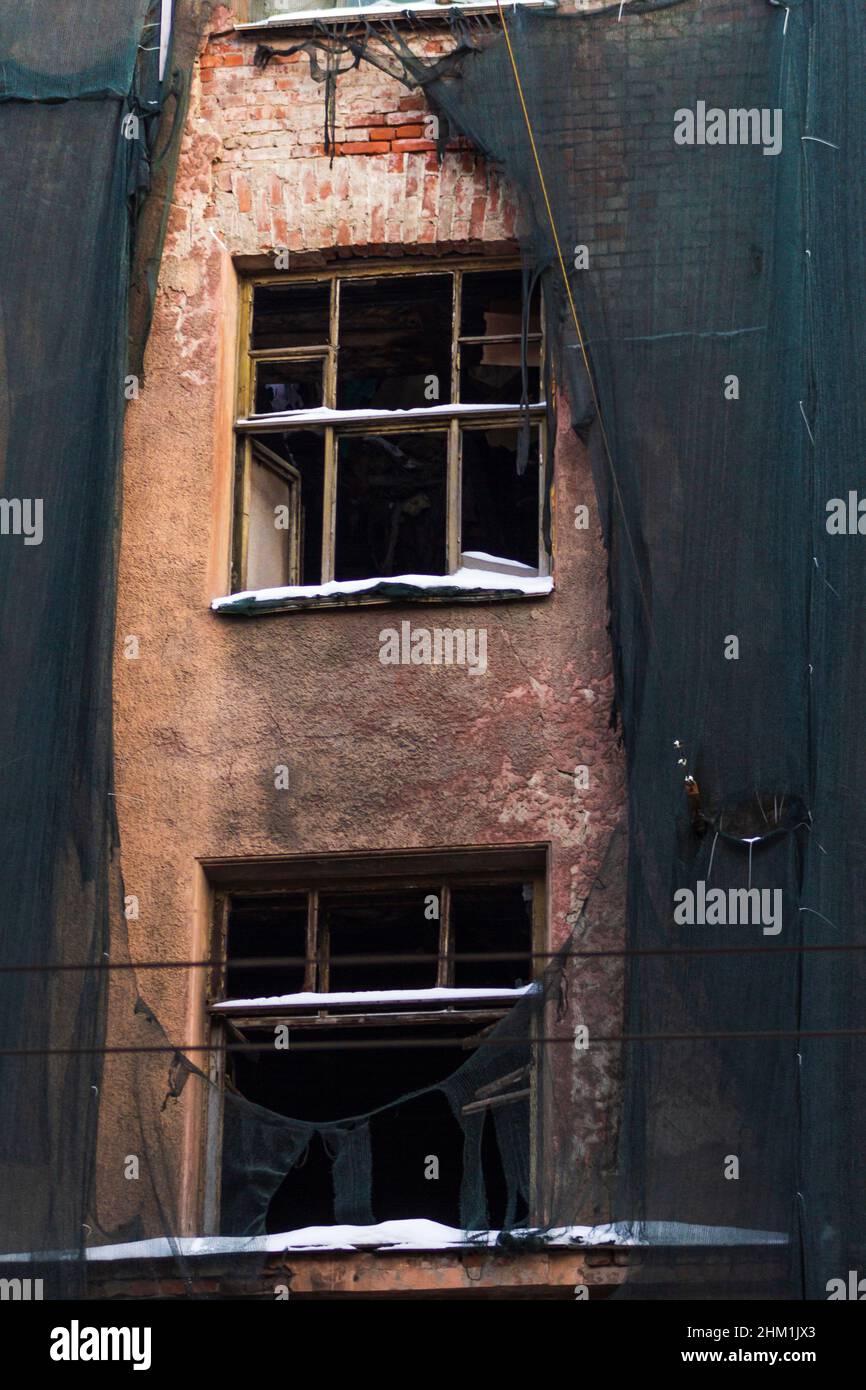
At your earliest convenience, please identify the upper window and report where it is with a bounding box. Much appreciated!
[231,263,547,599]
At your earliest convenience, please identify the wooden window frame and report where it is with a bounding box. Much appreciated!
[231,258,549,594]
[200,849,547,1234]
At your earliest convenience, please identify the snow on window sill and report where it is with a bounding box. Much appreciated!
[212,984,539,1013]
[212,566,554,616]
[70,1219,788,1261]
[236,2,557,33]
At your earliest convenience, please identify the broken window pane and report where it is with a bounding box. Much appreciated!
[246,431,325,589]
[322,889,439,991]
[254,358,324,414]
[460,425,540,571]
[337,275,452,410]
[251,281,330,351]
[452,882,534,989]
[335,432,447,580]
[460,268,540,339]
[226,893,308,1000]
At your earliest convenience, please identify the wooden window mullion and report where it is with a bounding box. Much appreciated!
[311,889,327,992]
[437,884,452,988]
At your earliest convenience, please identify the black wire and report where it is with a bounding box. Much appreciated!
[4,1025,866,1059]
[2,938,866,974]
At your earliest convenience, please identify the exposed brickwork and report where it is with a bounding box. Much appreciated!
[175,26,518,260]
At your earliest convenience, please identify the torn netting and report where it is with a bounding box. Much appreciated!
[415,0,866,1297]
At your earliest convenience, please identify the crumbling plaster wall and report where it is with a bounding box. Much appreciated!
[112,8,625,1233]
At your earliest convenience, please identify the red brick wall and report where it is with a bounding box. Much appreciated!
[182,25,517,260]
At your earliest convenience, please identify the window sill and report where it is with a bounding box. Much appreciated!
[236,2,557,33]
[212,565,553,616]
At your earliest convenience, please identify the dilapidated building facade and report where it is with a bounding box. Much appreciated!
[105,0,627,1297]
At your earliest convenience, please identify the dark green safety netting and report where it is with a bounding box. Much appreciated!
[0,0,218,1294]
[414,0,866,1297]
[2,0,865,1301]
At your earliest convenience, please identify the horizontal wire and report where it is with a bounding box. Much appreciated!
[3,939,866,975]
[3,1026,866,1059]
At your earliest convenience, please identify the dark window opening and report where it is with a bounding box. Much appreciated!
[251,282,330,351]
[335,431,447,581]
[452,882,534,989]
[324,890,439,992]
[226,893,308,1000]
[337,275,452,411]
[254,358,324,415]
[461,426,541,571]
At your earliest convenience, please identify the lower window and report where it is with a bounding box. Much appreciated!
[206,858,544,1234]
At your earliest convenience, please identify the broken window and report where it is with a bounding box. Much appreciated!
[232,264,548,594]
[207,862,542,1233]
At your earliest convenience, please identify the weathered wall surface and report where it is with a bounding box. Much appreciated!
[108,9,625,1241]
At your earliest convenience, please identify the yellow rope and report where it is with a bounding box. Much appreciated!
[494,0,611,456]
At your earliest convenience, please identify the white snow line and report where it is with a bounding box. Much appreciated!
[213,984,539,1012]
[236,400,546,430]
